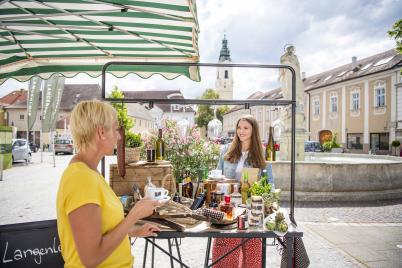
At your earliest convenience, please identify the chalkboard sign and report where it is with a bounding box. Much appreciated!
[0,220,64,268]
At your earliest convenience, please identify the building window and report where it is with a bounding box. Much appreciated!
[347,133,363,149]
[330,92,338,113]
[374,80,386,107]
[19,114,24,120]
[370,133,389,151]
[313,98,320,116]
[224,70,228,79]
[351,88,360,111]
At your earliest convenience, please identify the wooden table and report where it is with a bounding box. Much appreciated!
[140,220,302,268]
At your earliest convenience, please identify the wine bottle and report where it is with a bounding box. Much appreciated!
[241,172,250,205]
[155,128,165,160]
[230,184,242,207]
[265,126,275,161]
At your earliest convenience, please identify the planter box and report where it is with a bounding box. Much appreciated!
[331,148,344,153]
[109,163,174,196]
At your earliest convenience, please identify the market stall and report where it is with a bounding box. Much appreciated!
[101,61,302,268]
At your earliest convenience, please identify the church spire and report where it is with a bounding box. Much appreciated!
[218,34,231,62]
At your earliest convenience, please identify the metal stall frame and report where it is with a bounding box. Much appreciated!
[101,62,297,225]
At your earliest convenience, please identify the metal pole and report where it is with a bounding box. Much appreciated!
[52,130,55,167]
[100,61,298,225]
[0,154,3,181]
[290,67,296,225]
[40,81,44,163]
[26,81,29,166]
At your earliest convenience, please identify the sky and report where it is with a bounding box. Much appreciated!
[0,0,401,100]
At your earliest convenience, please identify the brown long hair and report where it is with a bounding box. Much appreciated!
[224,114,266,169]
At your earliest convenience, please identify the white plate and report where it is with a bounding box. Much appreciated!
[208,174,225,180]
[263,208,289,235]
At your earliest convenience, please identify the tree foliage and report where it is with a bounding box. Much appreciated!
[195,89,229,131]
[108,86,134,132]
[388,19,402,54]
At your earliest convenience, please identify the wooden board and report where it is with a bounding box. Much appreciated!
[109,163,174,196]
[242,167,259,185]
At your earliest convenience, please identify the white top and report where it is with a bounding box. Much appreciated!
[235,151,248,180]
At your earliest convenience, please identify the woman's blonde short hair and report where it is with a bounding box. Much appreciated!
[70,100,117,152]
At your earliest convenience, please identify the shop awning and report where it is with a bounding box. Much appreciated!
[0,0,200,84]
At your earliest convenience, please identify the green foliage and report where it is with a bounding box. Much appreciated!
[141,120,221,181]
[108,86,134,132]
[195,89,229,131]
[388,19,402,54]
[125,132,142,148]
[391,140,401,147]
[249,179,272,196]
[322,133,341,152]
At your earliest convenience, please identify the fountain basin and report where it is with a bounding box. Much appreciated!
[272,153,402,201]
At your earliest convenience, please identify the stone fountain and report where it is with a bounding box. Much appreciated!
[272,45,402,201]
[277,44,306,161]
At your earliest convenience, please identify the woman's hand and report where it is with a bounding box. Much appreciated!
[127,198,160,221]
[128,223,160,237]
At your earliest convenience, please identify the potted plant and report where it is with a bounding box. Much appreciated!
[125,132,142,163]
[323,133,343,153]
[391,140,401,156]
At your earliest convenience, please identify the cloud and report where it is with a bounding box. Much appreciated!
[1,0,401,100]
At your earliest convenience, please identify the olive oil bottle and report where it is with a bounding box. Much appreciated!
[241,172,250,205]
[155,128,165,160]
[265,126,275,161]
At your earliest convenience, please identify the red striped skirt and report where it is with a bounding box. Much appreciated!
[211,238,263,268]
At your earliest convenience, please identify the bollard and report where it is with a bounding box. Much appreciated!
[0,154,3,181]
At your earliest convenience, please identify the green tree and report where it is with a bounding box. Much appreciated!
[388,19,402,54]
[195,89,229,131]
[108,86,134,132]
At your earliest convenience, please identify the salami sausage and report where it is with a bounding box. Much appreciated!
[117,125,126,177]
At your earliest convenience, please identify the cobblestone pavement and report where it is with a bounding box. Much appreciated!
[1,153,401,267]
[282,199,402,223]
[131,224,364,268]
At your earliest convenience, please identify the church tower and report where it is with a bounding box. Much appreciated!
[215,34,233,100]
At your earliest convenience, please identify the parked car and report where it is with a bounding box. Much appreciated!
[304,141,323,152]
[54,139,74,155]
[12,139,31,163]
[29,142,38,152]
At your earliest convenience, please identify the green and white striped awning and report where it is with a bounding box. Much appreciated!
[0,0,200,84]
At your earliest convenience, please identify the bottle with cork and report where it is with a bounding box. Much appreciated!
[219,195,234,221]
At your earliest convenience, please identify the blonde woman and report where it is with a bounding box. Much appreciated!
[56,100,160,267]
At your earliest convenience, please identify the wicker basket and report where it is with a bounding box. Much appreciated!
[125,147,140,164]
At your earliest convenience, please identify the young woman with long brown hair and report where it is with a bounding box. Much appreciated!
[213,114,274,268]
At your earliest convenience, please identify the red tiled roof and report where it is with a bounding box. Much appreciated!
[0,89,27,105]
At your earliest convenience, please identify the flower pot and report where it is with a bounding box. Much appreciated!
[125,147,141,163]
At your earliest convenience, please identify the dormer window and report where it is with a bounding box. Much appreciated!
[337,71,346,77]
[373,56,394,67]
[361,63,372,71]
